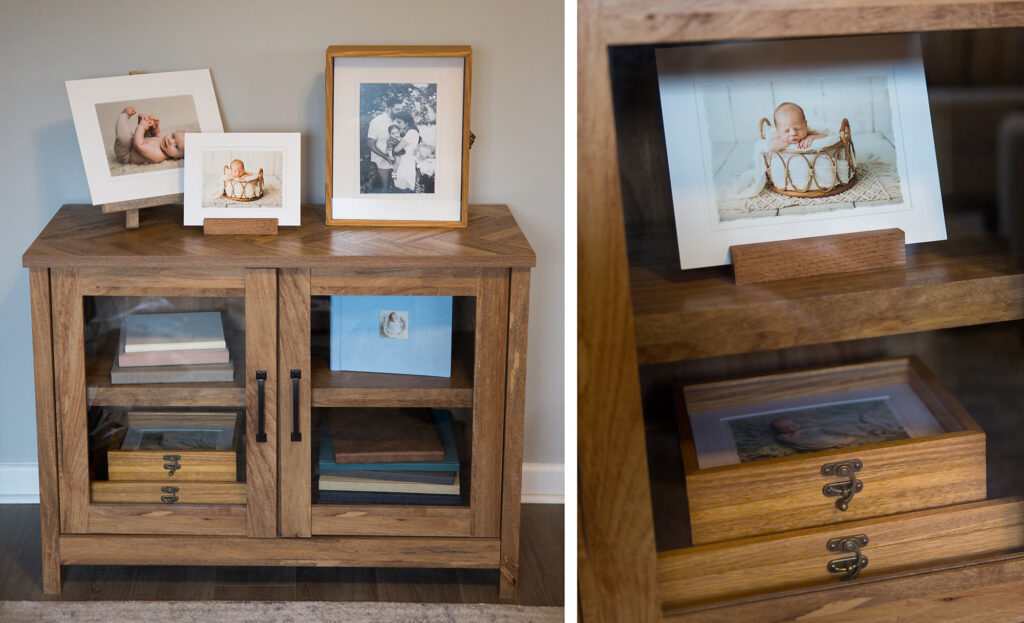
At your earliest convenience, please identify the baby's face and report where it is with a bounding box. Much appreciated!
[161,132,185,159]
[388,312,398,322]
[230,161,245,178]
[772,418,801,434]
[775,111,809,145]
[389,127,401,140]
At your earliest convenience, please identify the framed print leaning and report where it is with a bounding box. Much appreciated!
[66,69,223,205]
[326,46,472,227]
[656,34,945,269]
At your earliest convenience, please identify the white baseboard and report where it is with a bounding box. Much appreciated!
[521,462,564,504]
[0,463,40,504]
[0,462,565,505]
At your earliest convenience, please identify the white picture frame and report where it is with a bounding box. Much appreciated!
[656,34,945,269]
[326,47,471,227]
[183,133,301,226]
[66,69,223,205]
[688,385,946,469]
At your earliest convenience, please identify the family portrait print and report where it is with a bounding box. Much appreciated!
[360,82,438,195]
[726,398,909,463]
[95,95,200,177]
[200,148,285,209]
[379,310,409,339]
[701,75,903,222]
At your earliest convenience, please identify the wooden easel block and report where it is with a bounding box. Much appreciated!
[203,218,278,236]
[731,228,906,284]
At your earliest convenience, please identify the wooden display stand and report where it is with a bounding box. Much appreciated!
[730,228,907,284]
[23,204,534,597]
[203,218,279,235]
[99,194,182,230]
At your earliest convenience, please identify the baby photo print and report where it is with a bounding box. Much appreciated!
[379,310,409,339]
[657,34,945,269]
[67,69,223,205]
[183,133,301,226]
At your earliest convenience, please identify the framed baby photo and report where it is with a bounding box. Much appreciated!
[677,359,969,470]
[325,45,472,227]
[183,133,301,226]
[656,34,945,269]
[66,69,223,205]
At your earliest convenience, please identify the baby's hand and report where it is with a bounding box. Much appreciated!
[798,137,813,149]
[123,106,136,117]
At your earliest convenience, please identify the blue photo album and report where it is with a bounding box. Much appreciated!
[330,295,453,377]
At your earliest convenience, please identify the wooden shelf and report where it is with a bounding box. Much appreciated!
[629,229,1024,364]
[311,333,474,408]
[85,334,245,408]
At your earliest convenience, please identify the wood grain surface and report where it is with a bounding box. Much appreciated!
[22,205,535,269]
[631,233,1024,363]
[311,504,472,537]
[29,268,61,593]
[278,268,312,538]
[311,267,481,296]
[60,533,501,568]
[578,0,663,619]
[245,269,278,538]
[499,267,531,599]
[106,450,238,482]
[84,504,247,536]
[203,218,278,236]
[731,229,906,284]
[598,0,1024,45]
[658,498,1024,611]
[80,266,246,297]
[469,269,509,538]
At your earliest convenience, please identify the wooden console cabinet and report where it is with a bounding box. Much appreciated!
[23,204,534,597]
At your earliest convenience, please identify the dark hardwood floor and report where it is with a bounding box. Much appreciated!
[0,503,563,606]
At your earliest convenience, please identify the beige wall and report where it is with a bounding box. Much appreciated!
[0,0,563,491]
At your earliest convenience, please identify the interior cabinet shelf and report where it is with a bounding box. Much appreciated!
[630,231,1024,364]
[310,333,474,408]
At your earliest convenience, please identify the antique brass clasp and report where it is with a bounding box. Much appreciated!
[160,486,179,504]
[163,454,182,477]
[826,534,869,580]
[821,459,863,511]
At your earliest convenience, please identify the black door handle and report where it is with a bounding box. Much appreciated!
[255,370,267,442]
[291,369,302,442]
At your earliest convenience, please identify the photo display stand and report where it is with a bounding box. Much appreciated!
[730,228,907,284]
[96,72,182,231]
[203,218,278,236]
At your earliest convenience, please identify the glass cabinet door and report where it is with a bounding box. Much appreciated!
[49,267,277,537]
[278,267,509,538]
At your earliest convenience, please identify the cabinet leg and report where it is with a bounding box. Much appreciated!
[499,560,519,600]
[42,560,63,595]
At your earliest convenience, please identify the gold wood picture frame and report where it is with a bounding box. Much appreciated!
[325,45,472,227]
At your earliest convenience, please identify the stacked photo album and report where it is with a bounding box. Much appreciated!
[318,409,461,505]
[110,311,234,384]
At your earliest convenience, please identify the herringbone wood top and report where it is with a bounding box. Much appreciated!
[23,205,535,269]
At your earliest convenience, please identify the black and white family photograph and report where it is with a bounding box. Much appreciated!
[95,95,200,177]
[726,398,910,463]
[700,75,904,222]
[359,82,438,195]
[200,148,284,209]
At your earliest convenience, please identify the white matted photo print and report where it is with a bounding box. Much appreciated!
[184,133,301,226]
[656,34,945,269]
[327,47,471,227]
[66,69,223,205]
[688,385,946,469]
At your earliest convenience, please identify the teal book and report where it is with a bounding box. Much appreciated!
[318,410,460,473]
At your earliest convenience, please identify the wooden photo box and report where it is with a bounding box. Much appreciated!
[674,358,986,544]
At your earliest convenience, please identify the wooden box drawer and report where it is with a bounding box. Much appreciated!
[91,481,246,504]
[106,412,242,482]
[676,358,986,544]
[657,497,1024,611]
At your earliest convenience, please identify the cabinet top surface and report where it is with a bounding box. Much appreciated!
[23,204,535,269]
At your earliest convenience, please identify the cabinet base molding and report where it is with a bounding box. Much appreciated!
[58,533,500,568]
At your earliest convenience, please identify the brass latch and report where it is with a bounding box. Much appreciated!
[821,459,863,511]
[160,486,179,504]
[163,454,182,477]
[826,534,869,580]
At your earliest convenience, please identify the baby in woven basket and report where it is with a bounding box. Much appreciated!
[226,159,250,180]
[766,102,827,152]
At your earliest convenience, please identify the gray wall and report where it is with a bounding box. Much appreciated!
[0,1,563,481]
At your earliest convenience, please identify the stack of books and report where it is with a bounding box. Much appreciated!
[110,311,233,384]
[318,409,461,505]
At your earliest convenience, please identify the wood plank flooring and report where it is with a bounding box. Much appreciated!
[0,503,562,605]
